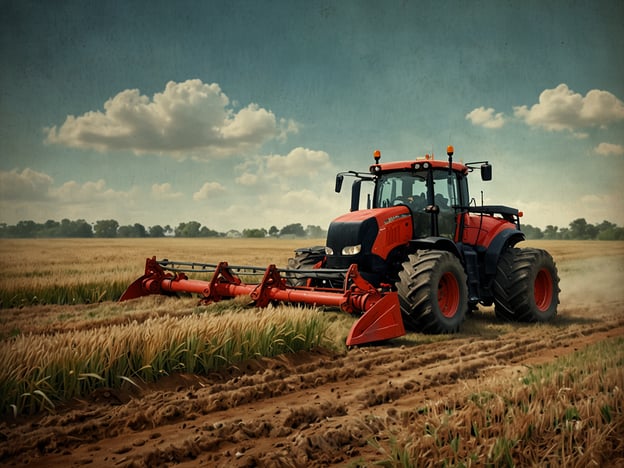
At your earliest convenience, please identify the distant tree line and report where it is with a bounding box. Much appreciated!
[521,218,624,240]
[0,219,328,239]
[0,217,622,240]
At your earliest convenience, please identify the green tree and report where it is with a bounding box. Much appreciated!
[149,225,165,237]
[14,220,37,237]
[543,225,559,240]
[596,220,618,240]
[133,223,147,237]
[72,219,93,237]
[55,219,93,237]
[175,221,201,237]
[42,219,61,237]
[306,225,326,238]
[60,219,73,237]
[243,228,267,238]
[522,224,543,240]
[199,226,221,237]
[117,224,146,237]
[280,223,306,237]
[569,218,599,239]
[269,225,279,237]
[94,219,119,238]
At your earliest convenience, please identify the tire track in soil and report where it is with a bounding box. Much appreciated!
[1,308,623,467]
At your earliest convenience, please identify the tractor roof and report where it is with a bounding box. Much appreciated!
[370,158,469,175]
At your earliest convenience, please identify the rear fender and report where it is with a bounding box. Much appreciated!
[484,229,525,276]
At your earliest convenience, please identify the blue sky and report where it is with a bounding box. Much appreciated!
[1,0,623,232]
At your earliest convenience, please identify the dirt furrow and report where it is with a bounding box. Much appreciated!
[2,309,623,467]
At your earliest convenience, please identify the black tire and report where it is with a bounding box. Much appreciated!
[286,246,326,287]
[396,250,468,334]
[493,247,560,322]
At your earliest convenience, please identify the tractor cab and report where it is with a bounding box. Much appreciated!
[328,148,496,285]
[333,148,492,241]
[372,162,468,239]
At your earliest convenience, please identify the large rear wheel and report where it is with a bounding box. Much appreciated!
[396,250,468,333]
[493,247,560,322]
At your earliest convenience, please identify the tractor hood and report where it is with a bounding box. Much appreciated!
[325,206,413,273]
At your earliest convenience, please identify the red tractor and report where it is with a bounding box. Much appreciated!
[288,147,560,334]
[122,147,559,345]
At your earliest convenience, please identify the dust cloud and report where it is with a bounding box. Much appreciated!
[558,255,624,309]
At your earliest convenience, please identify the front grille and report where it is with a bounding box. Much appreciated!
[325,255,357,269]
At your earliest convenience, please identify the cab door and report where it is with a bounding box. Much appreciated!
[432,171,462,239]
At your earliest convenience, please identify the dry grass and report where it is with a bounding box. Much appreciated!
[0,238,321,307]
[521,239,624,262]
[0,238,334,415]
[1,238,622,422]
[1,238,621,308]
[372,336,624,467]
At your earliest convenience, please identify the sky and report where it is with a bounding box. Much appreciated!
[1,0,623,232]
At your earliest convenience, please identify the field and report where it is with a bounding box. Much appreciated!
[1,239,623,466]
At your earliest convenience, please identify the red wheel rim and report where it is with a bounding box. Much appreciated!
[534,268,553,312]
[438,272,460,318]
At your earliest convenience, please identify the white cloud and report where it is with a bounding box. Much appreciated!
[52,179,135,204]
[579,192,624,224]
[594,142,624,156]
[514,84,624,132]
[274,188,333,207]
[212,184,346,232]
[45,79,298,159]
[0,168,54,200]
[465,106,505,129]
[151,183,184,200]
[193,181,226,200]
[277,118,300,142]
[235,173,258,186]
[0,169,148,224]
[265,147,331,177]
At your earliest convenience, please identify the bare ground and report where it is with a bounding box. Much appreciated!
[1,241,623,466]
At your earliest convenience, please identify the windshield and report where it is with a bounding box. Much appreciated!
[376,170,462,208]
[376,171,429,209]
[375,169,464,238]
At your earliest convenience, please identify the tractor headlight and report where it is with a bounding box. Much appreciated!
[341,244,361,256]
[325,246,334,255]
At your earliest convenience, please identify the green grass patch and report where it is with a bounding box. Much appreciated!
[0,280,129,308]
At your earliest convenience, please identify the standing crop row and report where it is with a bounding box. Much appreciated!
[0,306,331,416]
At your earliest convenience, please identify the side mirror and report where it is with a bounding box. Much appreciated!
[335,174,344,193]
[350,179,361,212]
[481,163,492,181]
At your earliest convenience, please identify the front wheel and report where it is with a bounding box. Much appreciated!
[286,246,326,287]
[493,247,560,322]
[396,250,468,333]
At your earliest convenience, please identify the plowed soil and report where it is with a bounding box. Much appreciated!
[1,241,623,466]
